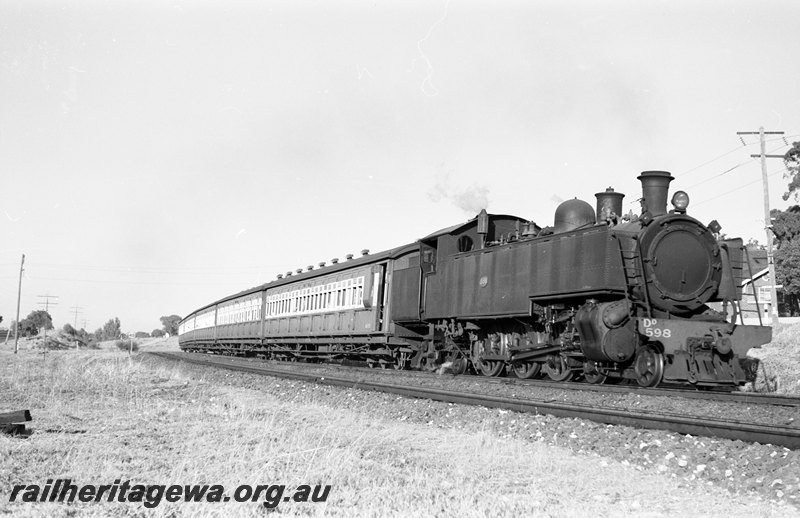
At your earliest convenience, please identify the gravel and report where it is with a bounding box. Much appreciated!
[145,353,800,509]
[181,354,800,429]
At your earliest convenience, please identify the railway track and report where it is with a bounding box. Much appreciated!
[149,351,800,449]
[184,352,800,408]
[479,373,800,407]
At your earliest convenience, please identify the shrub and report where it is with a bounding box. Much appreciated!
[114,339,139,352]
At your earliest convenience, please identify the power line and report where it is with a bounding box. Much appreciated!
[681,158,757,190]
[26,275,245,286]
[692,168,785,207]
[675,144,749,178]
[675,134,795,189]
[25,263,275,275]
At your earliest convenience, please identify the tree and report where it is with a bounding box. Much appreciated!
[15,319,38,338]
[102,317,121,340]
[782,141,800,200]
[14,310,53,337]
[26,310,53,331]
[771,206,800,315]
[160,315,182,336]
[772,206,800,243]
[151,329,165,337]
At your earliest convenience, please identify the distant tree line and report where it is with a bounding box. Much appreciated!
[7,312,181,342]
[88,314,181,341]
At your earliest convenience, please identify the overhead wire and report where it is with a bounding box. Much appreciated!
[24,275,243,286]
[626,141,794,209]
[675,134,797,187]
[692,167,788,208]
[674,144,749,179]
[27,262,270,273]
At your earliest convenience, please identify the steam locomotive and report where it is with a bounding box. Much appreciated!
[178,171,771,387]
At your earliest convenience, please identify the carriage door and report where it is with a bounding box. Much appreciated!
[372,264,387,331]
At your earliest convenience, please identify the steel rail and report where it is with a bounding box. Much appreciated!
[488,377,800,407]
[210,353,800,408]
[150,352,800,449]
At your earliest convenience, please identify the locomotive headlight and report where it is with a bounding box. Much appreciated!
[671,191,690,213]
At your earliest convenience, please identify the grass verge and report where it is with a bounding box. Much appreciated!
[0,348,789,517]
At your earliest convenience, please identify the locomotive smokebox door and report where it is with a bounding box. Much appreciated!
[638,216,722,314]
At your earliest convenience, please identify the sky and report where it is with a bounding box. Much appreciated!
[1,0,799,334]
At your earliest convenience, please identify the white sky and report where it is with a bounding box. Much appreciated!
[1,0,799,333]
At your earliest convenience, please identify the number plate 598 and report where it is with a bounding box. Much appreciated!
[641,318,672,338]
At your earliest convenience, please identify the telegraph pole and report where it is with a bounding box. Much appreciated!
[37,294,59,347]
[70,306,83,328]
[14,254,24,354]
[737,127,785,326]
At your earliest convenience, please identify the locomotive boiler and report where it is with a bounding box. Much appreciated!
[179,171,771,388]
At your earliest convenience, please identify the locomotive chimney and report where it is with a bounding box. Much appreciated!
[637,170,673,216]
[595,187,624,223]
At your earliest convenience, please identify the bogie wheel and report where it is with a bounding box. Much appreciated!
[544,355,574,382]
[512,362,541,379]
[634,345,665,387]
[583,360,607,385]
[477,359,505,377]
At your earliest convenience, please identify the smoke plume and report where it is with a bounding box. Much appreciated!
[428,173,490,215]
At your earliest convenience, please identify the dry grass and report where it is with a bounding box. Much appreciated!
[0,347,790,517]
[749,323,800,394]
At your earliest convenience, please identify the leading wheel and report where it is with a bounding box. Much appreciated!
[544,355,573,382]
[512,362,541,379]
[635,346,665,387]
